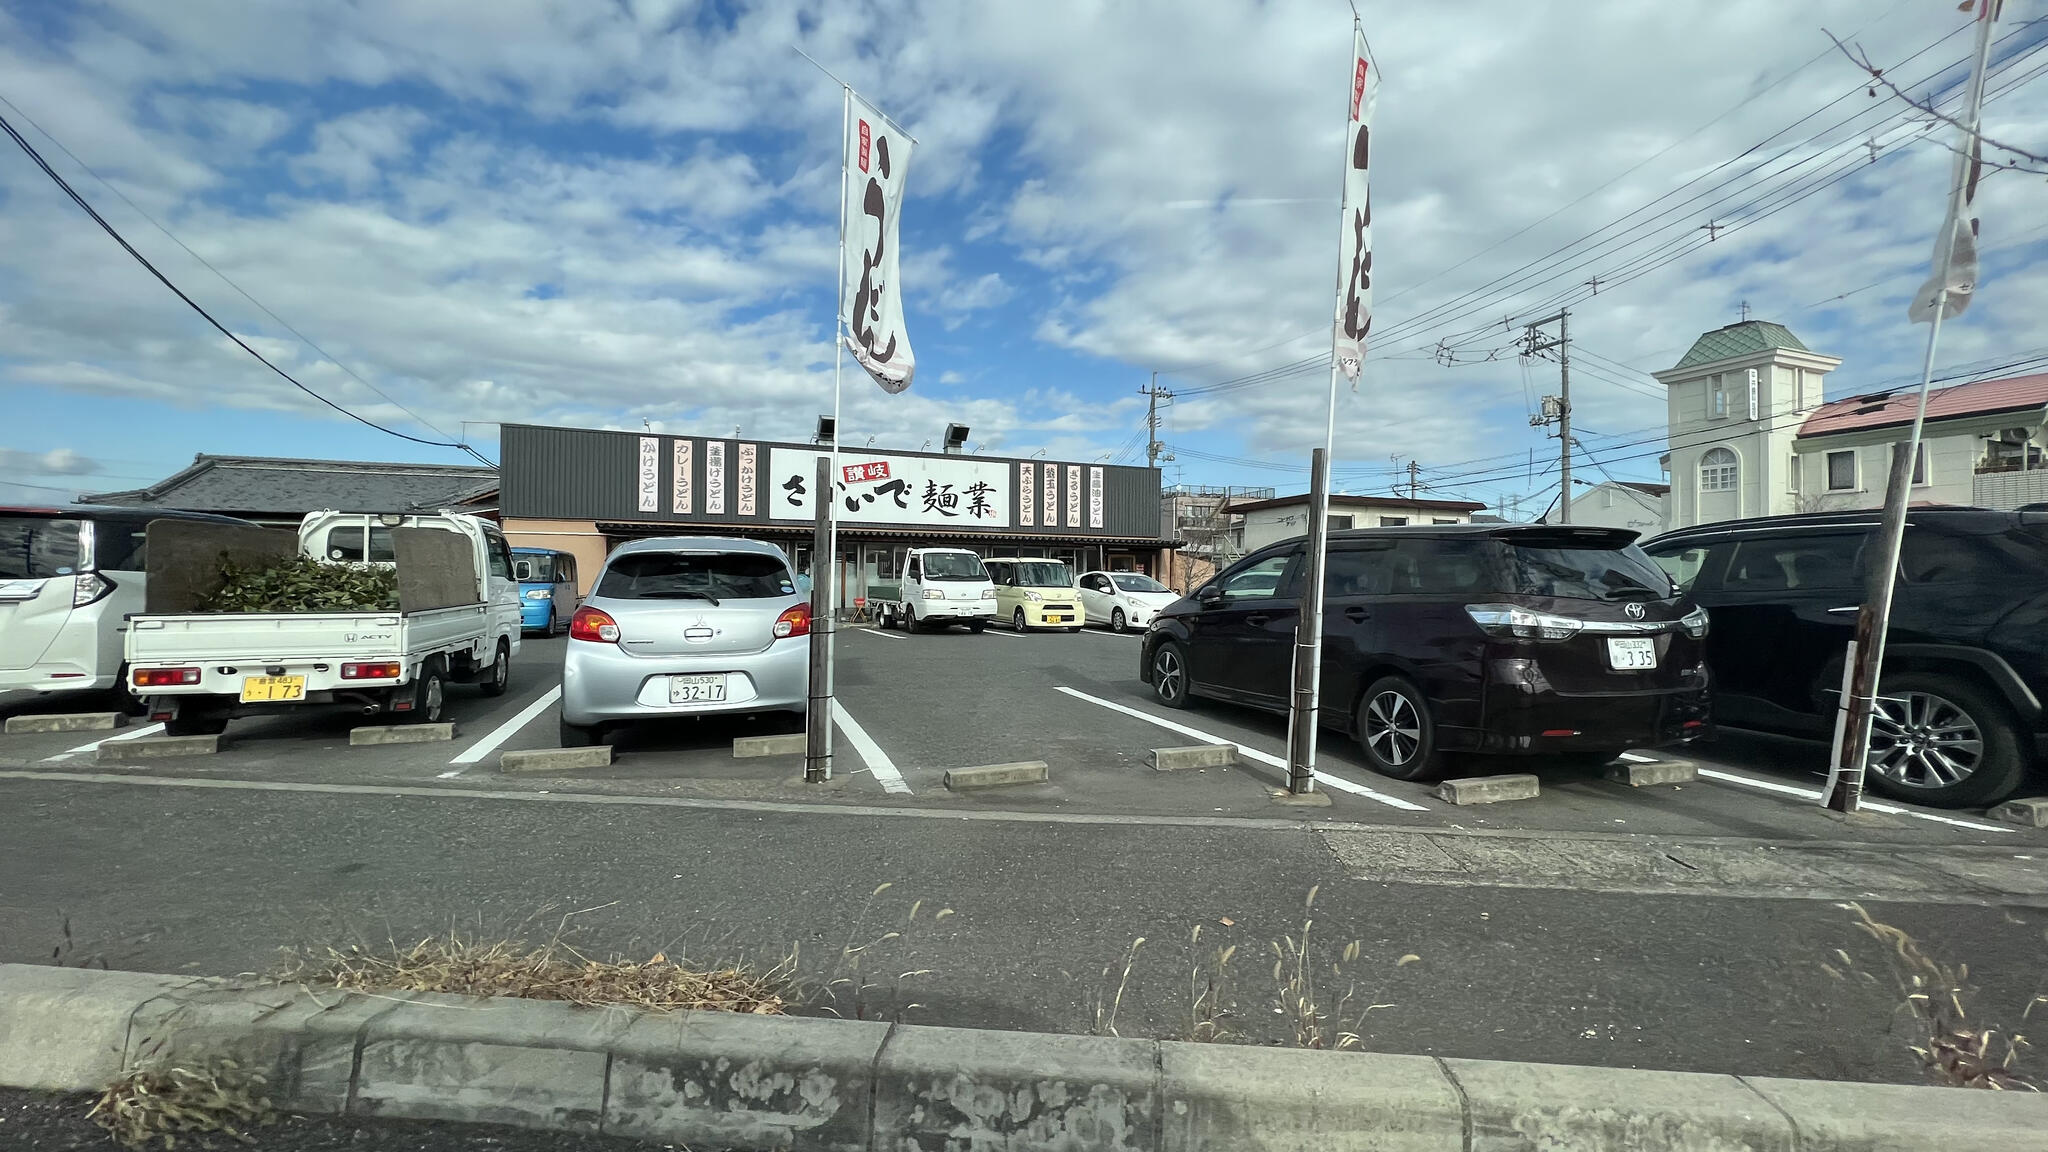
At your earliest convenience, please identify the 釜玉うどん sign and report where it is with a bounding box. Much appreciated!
[771,449,1009,527]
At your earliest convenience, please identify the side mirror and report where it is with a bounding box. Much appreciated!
[1196,585,1224,606]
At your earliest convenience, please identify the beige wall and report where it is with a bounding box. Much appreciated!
[500,518,610,596]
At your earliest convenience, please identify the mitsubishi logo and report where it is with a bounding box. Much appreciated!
[1625,602,1647,620]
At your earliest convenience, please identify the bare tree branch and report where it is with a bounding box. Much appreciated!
[1824,28,2048,176]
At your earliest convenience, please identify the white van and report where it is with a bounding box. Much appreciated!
[873,547,996,633]
[0,505,253,706]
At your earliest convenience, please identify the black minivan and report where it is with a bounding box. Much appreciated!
[1139,524,1711,779]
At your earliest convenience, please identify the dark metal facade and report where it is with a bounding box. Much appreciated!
[501,423,1167,542]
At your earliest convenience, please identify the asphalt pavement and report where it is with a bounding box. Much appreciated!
[4,624,2045,1089]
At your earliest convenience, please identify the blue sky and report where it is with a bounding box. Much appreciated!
[1,0,2045,515]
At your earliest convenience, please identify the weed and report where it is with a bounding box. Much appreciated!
[48,916,106,970]
[1270,885,1391,1050]
[1822,903,2042,1091]
[89,1060,275,1149]
[817,883,942,1023]
[280,930,793,1015]
[1185,923,1236,1044]
[1089,936,1147,1037]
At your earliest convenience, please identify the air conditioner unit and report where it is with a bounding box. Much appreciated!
[1999,427,2034,444]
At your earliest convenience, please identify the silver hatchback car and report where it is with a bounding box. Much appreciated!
[560,537,810,746]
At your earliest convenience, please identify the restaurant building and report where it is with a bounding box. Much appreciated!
[496,423,1175,606]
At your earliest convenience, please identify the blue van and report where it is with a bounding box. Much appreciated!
[512,547,580,635]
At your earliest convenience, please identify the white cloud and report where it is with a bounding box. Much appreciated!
[0,0,2042,502]
[0,447,102,476]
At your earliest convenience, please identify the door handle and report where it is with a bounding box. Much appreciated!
[1827,605,1862,615]
[1344,606,1370,622]
[1246,614,1270,627]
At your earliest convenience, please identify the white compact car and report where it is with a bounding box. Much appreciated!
[1076,570,1181,633]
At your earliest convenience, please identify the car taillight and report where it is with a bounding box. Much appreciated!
[773,603,811,639]
[1680,606,1710,637]
[73,572,115,608]
[1464,604,1583,641]
[341,662,402,679]
[570,606,620,642]
[133,667,201,687]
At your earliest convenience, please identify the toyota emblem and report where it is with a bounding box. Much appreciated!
[1625,602,1646,620]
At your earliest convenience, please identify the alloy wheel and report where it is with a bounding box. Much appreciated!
[1153,646,1185,702]
[1111,608,1126,633]
[1868,690,1983,789]
[1364,690,1421,767]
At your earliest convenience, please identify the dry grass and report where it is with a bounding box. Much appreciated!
[1822,902,2044,1091]
[1089,936,1147,1038]
[281,931,794,1016]
[1185,923,1236,1044]
[89,1061,275,1149]
[817,883,944,1022]
[1271,885,1391,1050]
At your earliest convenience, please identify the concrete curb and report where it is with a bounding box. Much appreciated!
[1433,774,1539,805]
[943,760,1049,790]
[4,712,127,734]
[1151,745,1236,772]
[350,723,457,746]
[97,734,219,762]
[499,746,611,774]
[4,965,2045,1150]
[733,733,806,758]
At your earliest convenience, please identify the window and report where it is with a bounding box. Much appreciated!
[1501,539,1671,601]
[326,523,397,562]
[1903,524,2048,584]
[1788,455,1801,495]
[486,534,514,581]
[1328,538,1494,596]
[1432,518,1459,525]
[1721,534,1864,592]
[1710,375,1728,419]
[558,556,577,585]
[922,551,986,580]
[1214,552,1295,603]
[597,551,792,600]
[1328,514,1354,531]
[92,517,153,572]
[1827,450,1857,491]
[0,515,81,579]
[1699,447,1738,493]
[513,554,551,582]
[1010,561,1072,587]
[1379,515,1408,527]
[1110,573,1168,593]
[1911,443,1929,486]
[1647,545,1711,593]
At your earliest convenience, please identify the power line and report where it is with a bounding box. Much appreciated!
[0,104,495,465]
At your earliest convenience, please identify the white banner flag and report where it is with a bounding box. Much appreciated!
[842,91,916,393]
[1909,0,1997,324]
[1333,27,1378,386]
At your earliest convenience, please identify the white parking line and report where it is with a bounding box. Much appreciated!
[981,627,1025,638]
[1694,767,2014,834]
[833,701,910,794]
[441,687,561,776]
[851,626,906,641]
[1054,686,1430,812]
[43,722,165,762]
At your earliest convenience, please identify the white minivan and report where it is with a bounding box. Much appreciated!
[0,505,252,707]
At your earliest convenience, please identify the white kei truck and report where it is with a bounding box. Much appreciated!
[124,511,522,736]
[870,547,997,633]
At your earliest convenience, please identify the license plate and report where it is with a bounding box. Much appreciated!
[1606,638,1658,671]
[240,675,305,702]
[668,674,727,704]
[1046,615,1068,623]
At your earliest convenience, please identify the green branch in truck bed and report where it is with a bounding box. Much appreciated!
[198,554,400,614]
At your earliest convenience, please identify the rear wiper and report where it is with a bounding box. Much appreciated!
[641,590,721,605]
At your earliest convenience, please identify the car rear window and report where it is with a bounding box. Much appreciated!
[1501,543,1671,601]
[598,552,793,600]
[0,516,82,580]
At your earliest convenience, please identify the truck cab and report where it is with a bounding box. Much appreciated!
[875,547,996,633]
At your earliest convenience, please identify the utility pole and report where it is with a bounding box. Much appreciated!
[1522,309,1572,523]
[1141,373,1175,468]
[1406,460,1421,500]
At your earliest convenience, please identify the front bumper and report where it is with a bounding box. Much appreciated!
[916,598,995,621]
[1015,601,1084,628]
[562,635,810,726]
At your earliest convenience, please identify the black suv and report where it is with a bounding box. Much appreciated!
[1140,524,1711,780]
[1640,509,2048,808]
